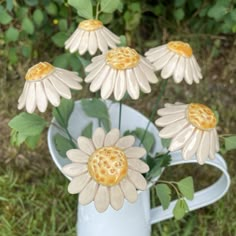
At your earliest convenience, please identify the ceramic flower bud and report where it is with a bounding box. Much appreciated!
[145,41,203,84]
[155,103,219,165]
[84,47,159,100]
[62,127,149,213]
[65,19,120,55]
[17,62,82,113]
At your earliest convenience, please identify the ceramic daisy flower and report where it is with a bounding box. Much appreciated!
[145,41,202,84]
[62,127,149,212]
[17,62,82,113]
[155,103,219,165]
[65,19,120,55]
[84,47,158,100]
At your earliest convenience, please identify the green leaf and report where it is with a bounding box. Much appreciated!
[8,47,18,65]
[33,9,44,26]
[6,0,14,11]
[208,4,228,20]
[68,0,93,19]
[155,184,171,210]
[53,53,70,69]
[177,176,194,200]
[24,0,38,6]
[100,0,121,14]
[25,135,41,149]
[119,35,127,46]
[22,17,35,35]
[52,98,74,128]
[173,8,185,21]
[173,198,189,220]
[174,0,186,7]
[21,45,32,58]
[0,6,12,24]
[161,138,171,148]
[81,122,93,138]
[224,136,236,152]
[8,112,48,137]
[5,27,19,42]
[58,19,68,32]
[10,129,27,146]
[137,128,155,153]
[54,134,75,157]
[99,13,113,24]
[45,2,58,16]
[52,32,68,47]
[81,98,111,132]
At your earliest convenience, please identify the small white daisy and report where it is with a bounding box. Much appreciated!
[65,19,120,55]
[17,62,82,113]
[145,41,203,84]
[62,127,149,212]
[84,47,158,100]
[155,103,219,165]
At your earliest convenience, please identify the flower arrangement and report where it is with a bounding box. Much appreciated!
[8,0,235,226]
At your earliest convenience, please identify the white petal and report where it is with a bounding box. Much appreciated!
[169,124,195,151]
[155,112,185,126]
[197,131,210,165]
[158,119,189,139]
[94,185,110,212]
[128,169,147,190]
[100,69,116,99]
[189,57,200,83]
[96,29,108,53]
[128,159,149,173]
[138,62,158,84]
[173,57,185,83]
[115,136,135,149]
[85,59,105,73]
[184,59,193,85]
[182,129,202,160]
[35,82,48,112]
[68,172,91,194]
[104,128,120,146]
[65,28,80,48]
[110,185,124,210]
[49,75,71,99]
[18,82,29,110]
[161,54,179,79]
[90,65,110,92]
[62,163,87,177]
[146,47,169,62]
[153,51,174,71]
[79,31,89,55]
[192,55,201,73]
[144,44,167,56]
[79,179,98,205]
[88,32,98,55]
[54,72,82,90]
[92,127,106,149]
[190,56,202,80]
[102,27,120,43]
[85,63,106,83]
[66,149,89,163]
[209,130,216,160]
[55,68,82,82]
[114,70,126,101]
[43,79,60,107]
[126,69,140,99]
[140,57,155,70]
[26,82,36,113]
[125,147,146,158]
[120,178,137,203]
[68,30,84,53]
[157,105,187,116]
[213,129,220,152]
[100,29,116,48]
[77,137,95,155]
[133,66,151,93]
[92,54,106,63]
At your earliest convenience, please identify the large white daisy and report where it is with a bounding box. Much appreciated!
[155,103,219,165]
[84,47,158,100]
[62,127,149,212]
[145,41,202,84]
[65,19,120,55]
[17,62,82,113]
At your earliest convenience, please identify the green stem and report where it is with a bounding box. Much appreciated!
[139,79,168,146]
[95,2,100,19]
[55,107,76,148]
[157,180,182,198]
[118,100,122,130]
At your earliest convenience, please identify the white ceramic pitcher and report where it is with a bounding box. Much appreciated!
[48,100,230,236]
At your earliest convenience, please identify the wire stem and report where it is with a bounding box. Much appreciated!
[118,100,122,130]
[139,79,168,146]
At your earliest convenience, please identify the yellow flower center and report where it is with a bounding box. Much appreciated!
[187,103,217,130]
[25,62,54,81]
[88,147,128,187]
[167,41,193,58]
[106,47,140,70]
[79,19,103,31]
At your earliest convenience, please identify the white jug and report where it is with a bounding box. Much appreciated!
[48,100,230,236]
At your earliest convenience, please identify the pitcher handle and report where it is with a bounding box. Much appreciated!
[150,151,231,224]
